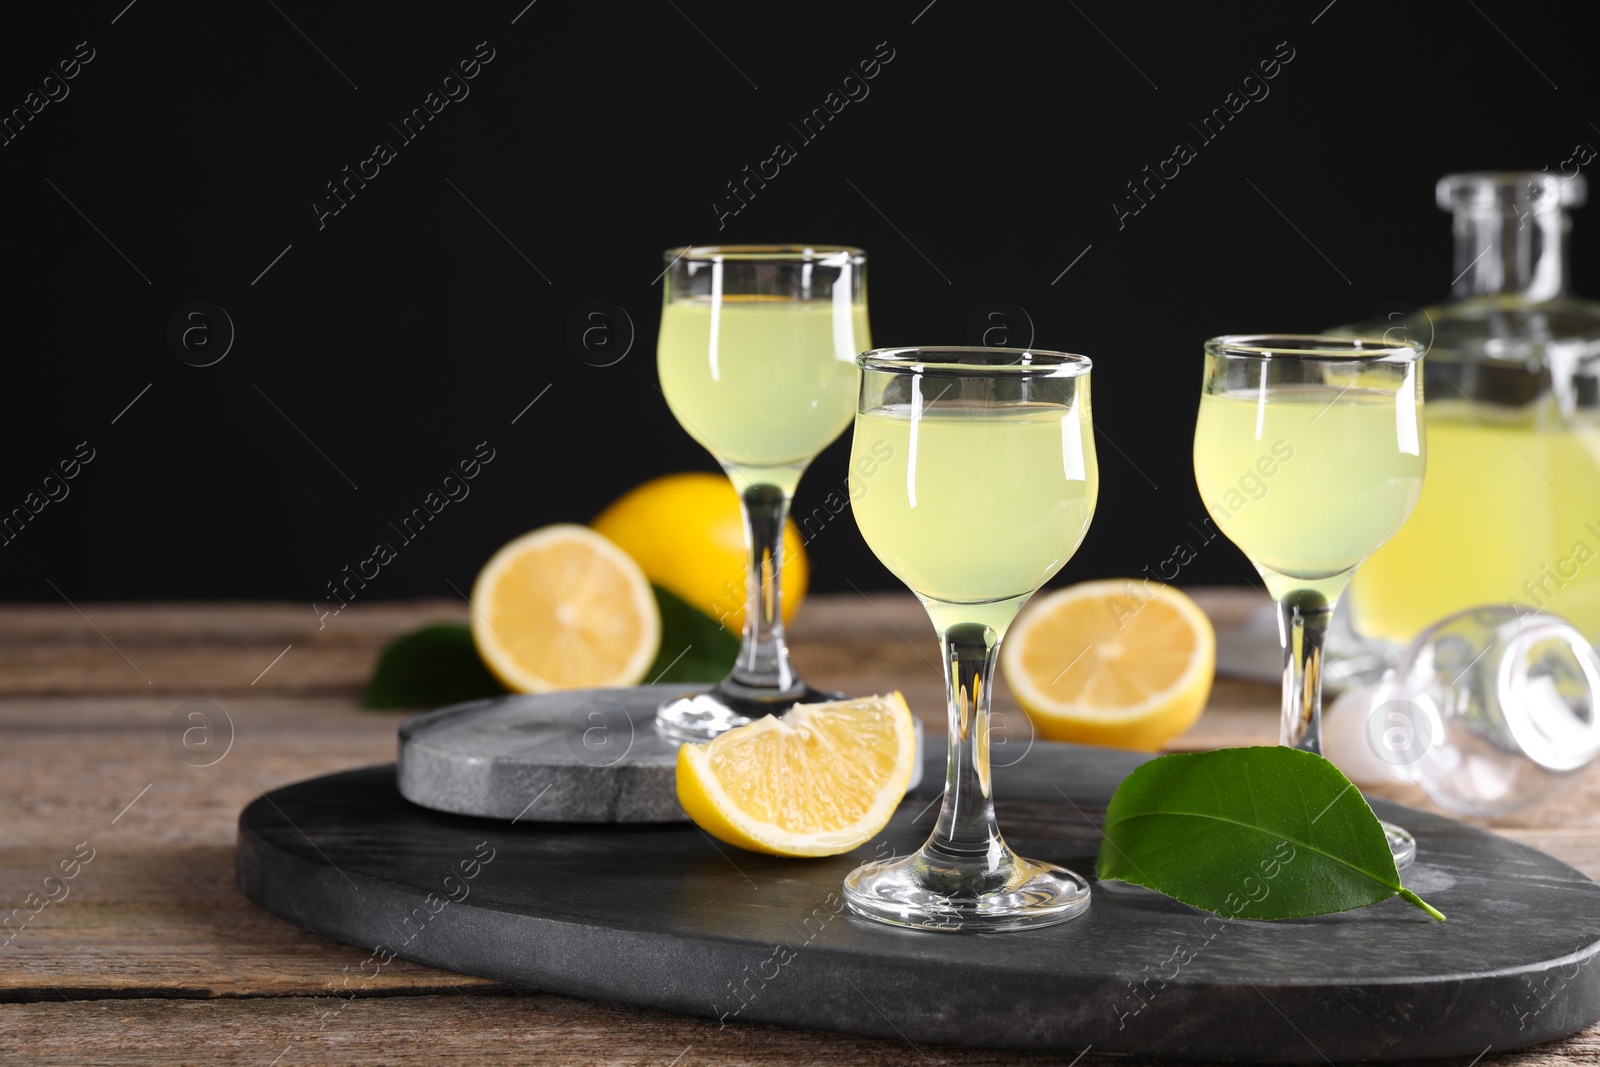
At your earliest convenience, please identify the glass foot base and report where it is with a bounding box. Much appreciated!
[655,680,844,743]
[1383,820,1416,870]
[843,846,1091,933]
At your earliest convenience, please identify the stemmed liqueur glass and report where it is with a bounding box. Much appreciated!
[655,246,868,743]
[844,347,1097,931]
[1192,335,1426,868]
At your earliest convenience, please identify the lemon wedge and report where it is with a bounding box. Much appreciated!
[676,693,916,857]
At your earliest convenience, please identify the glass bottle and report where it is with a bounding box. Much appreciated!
[1340,172,1600,651]
[1323,605,1600,817]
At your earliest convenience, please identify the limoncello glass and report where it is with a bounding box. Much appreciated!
[844,347,1097,932]
[655,245,868,742]
[1194,335,1425,867]
[659,298,869,494]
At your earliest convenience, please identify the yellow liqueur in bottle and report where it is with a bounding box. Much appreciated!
[1341,173,1600,643]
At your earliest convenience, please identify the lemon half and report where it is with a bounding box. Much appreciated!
[470,524,660,693]
[1001,579,1215,752]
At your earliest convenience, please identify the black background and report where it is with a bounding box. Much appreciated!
[2,0,1595,607]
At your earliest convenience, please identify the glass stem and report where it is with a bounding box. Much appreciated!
[1278,590,1333,754]
[928,621,1005,864]
[728,484,797,692]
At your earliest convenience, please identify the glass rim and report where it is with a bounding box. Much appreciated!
[1204,334,1424,363]
[664,244,865,264]
[857,346,1091,377]
[1497,613,1600,772]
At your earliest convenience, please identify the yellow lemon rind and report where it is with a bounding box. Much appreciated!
[592,472,809,631]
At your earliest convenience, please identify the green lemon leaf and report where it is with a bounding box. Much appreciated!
[646,584,741,684]
[363,623,505,709]
[1097,746,1444,922]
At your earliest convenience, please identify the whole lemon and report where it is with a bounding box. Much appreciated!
[593,473,809,631]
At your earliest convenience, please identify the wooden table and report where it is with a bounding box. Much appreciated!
[2,591,1596,1065]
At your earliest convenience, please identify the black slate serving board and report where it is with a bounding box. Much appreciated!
[236,739,1600,1061]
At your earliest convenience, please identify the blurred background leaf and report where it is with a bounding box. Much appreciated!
[363,623,504,709]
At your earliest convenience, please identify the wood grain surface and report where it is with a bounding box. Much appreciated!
[2,590,1596,1065]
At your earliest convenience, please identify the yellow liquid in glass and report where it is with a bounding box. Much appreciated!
[850,403,1097,631]
[1194,388,1425,601]
[658,297,867,494]
[1351,407,1600,642]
